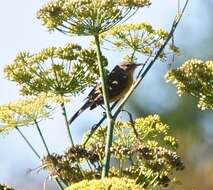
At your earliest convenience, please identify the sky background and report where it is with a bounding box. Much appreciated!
[0,0,212,189]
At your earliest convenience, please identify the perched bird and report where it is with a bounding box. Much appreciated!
[68,61,141,124]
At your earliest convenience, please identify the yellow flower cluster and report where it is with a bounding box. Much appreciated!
[40,115,182,187]
[83,115,181,188]
[0,184,14,190]
[100,23,179,59]
[0,93,62,133]
[118,0,150,7]
[86,114,178,152]
[135,115,169,134]
[166,59,213,110]
[4,43,106,96]
[37,0,150,35]
[66,177,144,190]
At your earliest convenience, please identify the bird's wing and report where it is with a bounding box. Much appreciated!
[86,84,103,109]
[86,66,129,109]
[107,65,129,99]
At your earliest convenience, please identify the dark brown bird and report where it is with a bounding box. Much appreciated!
[68,61,141,124]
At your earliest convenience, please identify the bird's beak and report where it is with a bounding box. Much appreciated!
[135,63,143,67]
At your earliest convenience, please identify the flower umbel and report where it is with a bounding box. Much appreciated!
[41,145,101,183]
[37,0,151,35]
[83,115,183,188]
[100,22,179,60]
[65,177,145,190]
[4,43,107,96]
[0,184,14,190]
[0,93,60,133]
[39,115,183,188]
[166,59,213,110]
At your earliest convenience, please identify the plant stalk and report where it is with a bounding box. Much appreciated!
[61,103,74,147]
[61,103,87,178]
[34,120,65,189]
[55,179,64,190]
[15,127,40,159]
[34,120,51,156]
[94,34,114,178]
[82,101,119,147]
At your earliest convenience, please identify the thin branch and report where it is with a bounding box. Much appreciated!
[82,100,119,147]
[15,127,41,159]
[34,120,66,189]
[55,179,64,190]
[60,102,86,179]
[34,120,51,155]
[60,103,75,146]
[121,110,140,140]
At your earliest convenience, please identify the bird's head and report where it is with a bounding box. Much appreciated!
[119,61,142,72]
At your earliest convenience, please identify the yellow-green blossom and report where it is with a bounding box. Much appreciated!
[99,23,179,60]
[41,115,182,187]
[66,177,144,190]
[82,115,182,188]
[4,43,107,96]
[0,93,61,133]
[85,114,177,151]
[37,0,151,35]
[0,184,14,190]
[165,59,213,110]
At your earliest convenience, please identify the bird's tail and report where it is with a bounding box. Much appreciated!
[68,101,90,125]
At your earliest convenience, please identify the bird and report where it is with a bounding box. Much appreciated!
[68,61,142,124]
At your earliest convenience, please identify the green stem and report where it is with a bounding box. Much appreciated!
[119,159,123,177]
[82,101,118,147]
[94,34,114,178]
[55,179,64,190]
[17,129,64,190]
[34,120,65,190]
[102,118,114,178]
[34,120,51,156]
[15,127,40,159]
[61,103,87,179]
[61,103,74,146]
